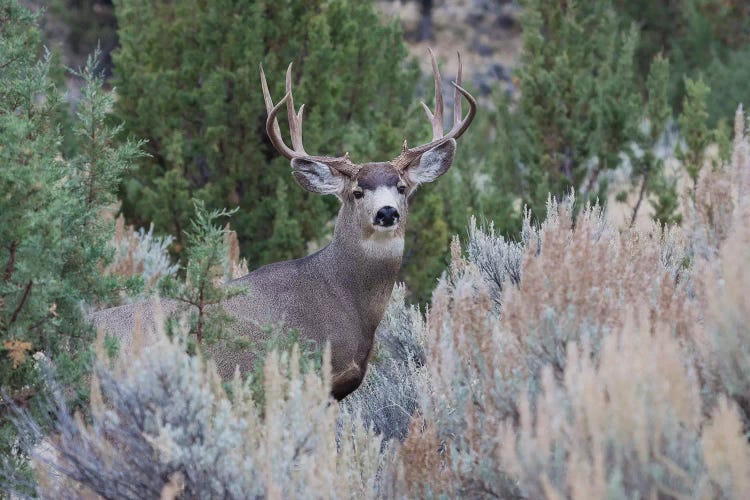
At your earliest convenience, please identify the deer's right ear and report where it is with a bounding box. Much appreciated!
[291,158,346,195]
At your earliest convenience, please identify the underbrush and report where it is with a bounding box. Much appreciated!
[6,109,750,499]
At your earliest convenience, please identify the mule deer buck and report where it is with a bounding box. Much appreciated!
[91,50,476,400]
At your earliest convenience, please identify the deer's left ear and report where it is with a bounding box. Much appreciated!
[406,139,456,185]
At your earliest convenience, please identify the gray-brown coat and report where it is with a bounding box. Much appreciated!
[90,50,476,400]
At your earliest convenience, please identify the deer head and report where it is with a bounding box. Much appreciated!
[260,50,476,255]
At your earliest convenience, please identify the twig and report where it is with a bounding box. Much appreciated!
[4,240,17,282]
[630,175,648,228]
[9,281,32,326]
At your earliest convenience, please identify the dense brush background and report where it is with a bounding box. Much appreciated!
[2,0,750,498]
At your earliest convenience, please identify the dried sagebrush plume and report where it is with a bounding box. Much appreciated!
[687,105,750,260]
[15,320,389,499]
[105,214,178,291]
[695,200,750,424]
[420,233,523,497]
[702,397,750,498]
[499,317,706,499]
[419,194,695,497]
[464,216,524,310]
[690,106,750,424]
[223,223,248,282]
[389,416,456,498]
[501,194,693,384]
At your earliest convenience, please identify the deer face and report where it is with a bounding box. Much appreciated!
[261,49,474,251]
[290,138,457,242]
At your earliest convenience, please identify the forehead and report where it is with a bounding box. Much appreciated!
[355,163,401,190]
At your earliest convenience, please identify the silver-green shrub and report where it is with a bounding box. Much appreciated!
[341,284,427,442]
[12,320,388,499]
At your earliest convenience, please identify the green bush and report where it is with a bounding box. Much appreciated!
[613,0,750,113]
[0,0,142,485]
[446,0,678,242]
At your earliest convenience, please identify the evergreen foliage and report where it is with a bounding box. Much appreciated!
[613,0,750,113]
[113,0,420,273]
[678,77,712,195]
[515,0,641,213]
[447,0,677,242]
[158,201,244,348]
[0,0,142,482]
[402,188,450,303]
[704,45,750,128]
[629,55,682,225]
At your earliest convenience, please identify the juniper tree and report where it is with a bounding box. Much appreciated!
[0,0,142,484]
[514,0,641,215]
[628,55,682,226]
[113,0,420,273]
[613,0,750,113]
[158,200,246,350]
[677,77,712,197]
[447,0,682,239]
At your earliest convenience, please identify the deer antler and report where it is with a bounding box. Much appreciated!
[260,62,359,176]
[392,49,477,170]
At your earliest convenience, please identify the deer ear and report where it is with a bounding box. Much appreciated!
[406,139,456,185]
[291,158,346,195]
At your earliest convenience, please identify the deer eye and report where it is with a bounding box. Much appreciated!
[397,185,406,194]
[353,189,364,199]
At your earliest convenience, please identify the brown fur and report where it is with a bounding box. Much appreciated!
[356,163,401,190]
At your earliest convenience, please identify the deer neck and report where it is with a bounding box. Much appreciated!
[312,207,403,331]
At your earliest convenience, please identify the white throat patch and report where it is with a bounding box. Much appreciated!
[361,235,404,259]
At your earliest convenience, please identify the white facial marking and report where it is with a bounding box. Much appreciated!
[370,186,400,226]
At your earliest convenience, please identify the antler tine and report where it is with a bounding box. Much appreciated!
[420,48,444,141]
[285,63,307,154]
[261,63,297,160]
[393,50,477,170]
[447,80,476,139]
[260,63,359,175]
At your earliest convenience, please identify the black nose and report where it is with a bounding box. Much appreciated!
[374,206,399,227]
